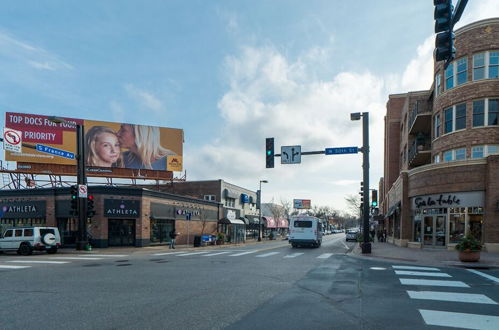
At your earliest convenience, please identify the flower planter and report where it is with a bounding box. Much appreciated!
[458,250,480,262]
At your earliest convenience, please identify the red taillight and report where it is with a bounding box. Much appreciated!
[35,243,41,248]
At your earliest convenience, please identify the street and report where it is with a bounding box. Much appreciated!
[1,233,499,330]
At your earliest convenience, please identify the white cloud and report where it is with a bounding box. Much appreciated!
[456,0,499,28]
[124,84,165,115]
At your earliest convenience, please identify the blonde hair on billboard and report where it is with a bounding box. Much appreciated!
[85,126,123,167]
[131,124,175,169]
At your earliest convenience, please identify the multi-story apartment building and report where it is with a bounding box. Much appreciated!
[381,18,499,252]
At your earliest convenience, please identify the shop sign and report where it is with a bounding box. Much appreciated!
[0,201,46,218]
[176,209,200,216]
[412,191,484,210]
[224,208,240,221]
[104,199,140,218]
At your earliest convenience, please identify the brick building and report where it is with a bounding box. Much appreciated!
[381,18,499,252]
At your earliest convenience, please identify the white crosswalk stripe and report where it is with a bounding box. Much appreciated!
[317,253,334,259]
[393,265,440,271]
[229,250,259,257]
[467,269,499,283]
[256,252,280,258]
[407,291,497,304]
[0,265,32,269]
[419,309,499,330]
[395,270,451,277]
[399,278,469,287]
[284,253,304,258]
[176,251,210,257]
[49,257,104,260]
[7,260,69,264]
[202,252,230,257]
[77,254,128,258]
[152,251,184,256]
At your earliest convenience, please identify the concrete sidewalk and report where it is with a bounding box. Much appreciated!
[351,241,499,268]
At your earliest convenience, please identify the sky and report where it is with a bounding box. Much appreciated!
[1,1,498,213]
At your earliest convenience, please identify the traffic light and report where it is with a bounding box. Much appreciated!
[434,0,455,62]
[371,189,378,207]
[359,181,364,204]
[70,185,78,216]
[265,138,274,168]
[87,195,95,218]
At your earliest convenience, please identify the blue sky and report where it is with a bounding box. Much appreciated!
[1,1,498,212]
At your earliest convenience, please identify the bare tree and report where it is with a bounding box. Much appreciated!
[279,198,292,219]
[344,194,361,218]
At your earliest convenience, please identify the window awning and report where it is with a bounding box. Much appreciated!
[223,189,239,199]
[246,215,260,224]
[218,218,246,225]
[277,219,289,228]
[263,216,277,228]
[238,216,249,225]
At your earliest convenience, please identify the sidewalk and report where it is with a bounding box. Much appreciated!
[350,241,499,269]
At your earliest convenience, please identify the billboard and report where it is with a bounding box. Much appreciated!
[4,112,183,172]
[293,199,311,209]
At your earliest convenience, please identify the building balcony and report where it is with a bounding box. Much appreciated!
[408,100,431,136]
[408,137,431,168]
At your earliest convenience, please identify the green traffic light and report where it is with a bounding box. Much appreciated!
[267,150,271,155]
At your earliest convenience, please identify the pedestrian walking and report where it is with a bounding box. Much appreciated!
[169,230,179,249]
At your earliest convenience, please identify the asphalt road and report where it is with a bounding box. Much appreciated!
[1,233,498,330]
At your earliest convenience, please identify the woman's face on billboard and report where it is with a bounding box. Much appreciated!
[117,124,135,148]
[95,132,120,165]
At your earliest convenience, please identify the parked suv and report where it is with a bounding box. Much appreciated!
[0,227,61,255]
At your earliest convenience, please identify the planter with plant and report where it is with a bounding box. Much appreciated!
[216,232,225,245]
[455,234,482,262]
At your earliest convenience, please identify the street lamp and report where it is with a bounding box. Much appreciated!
[48,116,87,250]
[258,180,268,242]
[351,112,371,254]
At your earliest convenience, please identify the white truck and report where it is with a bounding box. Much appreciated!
[0,226,61,255]
[288,215,322,248]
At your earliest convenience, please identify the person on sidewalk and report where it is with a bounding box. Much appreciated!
[169,230,179,249]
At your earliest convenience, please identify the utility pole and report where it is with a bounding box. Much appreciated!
[76,123,87,251]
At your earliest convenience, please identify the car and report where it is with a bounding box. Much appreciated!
[345,230,359,242]
[0,226,61,255]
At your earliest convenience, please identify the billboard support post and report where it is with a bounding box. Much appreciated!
[76,123,87,251]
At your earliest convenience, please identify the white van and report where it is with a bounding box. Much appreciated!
[0,227,61,255]
[288,216,322,248]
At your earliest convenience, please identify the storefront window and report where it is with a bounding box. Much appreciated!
[469,214,483,241]
[413,217,421,242]
[449,213,465,243]
[150,219,174,244]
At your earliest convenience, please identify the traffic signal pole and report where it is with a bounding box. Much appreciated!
[361,112,371,254]
[76,124,87,251]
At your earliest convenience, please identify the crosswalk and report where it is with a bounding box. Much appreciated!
[151,249,340,260]
[392,264,499,329]
[0,254,128,271]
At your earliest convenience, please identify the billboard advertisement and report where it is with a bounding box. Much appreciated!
[293,199,311,209]
[4,112,183,172]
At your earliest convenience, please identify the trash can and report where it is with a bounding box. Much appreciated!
[193,235,202,247]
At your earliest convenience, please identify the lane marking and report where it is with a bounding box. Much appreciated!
[284,253,304,258]
[419,309,499,329]
[202,252,230,257]
[399,278,469,287]
[467,269,499,283]
[229,250,259,257]
[77,254,129,258]
[256,252,280,258]
[408,291,497,304]
[370,267,387,270]
[393,265,440,271]
[152,252,184,256]
[175,251,210,257]
[0,265,32,269]
[342,241,349,249]
[317,253,334,259]
[7,260,69,264]
[395,270,451,278]
[50,257,104,260]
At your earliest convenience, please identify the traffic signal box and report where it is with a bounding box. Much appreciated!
[70,185,78,216]
[266,138,274,168]
[434,0,455,62]
[371,189,378,207]
[87,195,95,218]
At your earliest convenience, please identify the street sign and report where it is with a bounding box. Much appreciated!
[325,147,358,155]
[78,184,88,198]
[281,145,301,164]
[3,128,22,153]
[36,144,75,159]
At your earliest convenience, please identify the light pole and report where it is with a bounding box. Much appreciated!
[351,112,371,254]
[48,116,87,250]
[258,180,268,242]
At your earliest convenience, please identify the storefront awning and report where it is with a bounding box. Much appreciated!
[277,219,289,228]
[263,216,277,228]
[238,217,249,225]
[218,218,246,225]
[223,189,239,199]
[386,202,401,218]
[246,215,260,225]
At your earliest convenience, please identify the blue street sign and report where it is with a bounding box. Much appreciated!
[325,147,359,155]
[36,144,75,159]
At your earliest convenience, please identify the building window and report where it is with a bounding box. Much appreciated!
[490,51,499,79]
[225,198,235,207]
[456,57,467,85]
[472,145,499,159]
[489,99,498,126]
[473,53,486,80]
[435,73,441,97]
[455,103,466,130]
[434,114,441,138]
[445,62,454,89]
[443,148,466,162]
[455,148,466,160]
[473,100,485,127]
[434,154,440,163]
[443,150,453,162]
[444,107,453,134]
[204,195,216,201]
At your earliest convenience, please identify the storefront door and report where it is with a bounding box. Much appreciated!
[423,215,446,247]
[108,219,136,246]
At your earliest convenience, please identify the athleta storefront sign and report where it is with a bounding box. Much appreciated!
[104,199,140,218]
[412,191,484,210]
[0,201,46,218]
